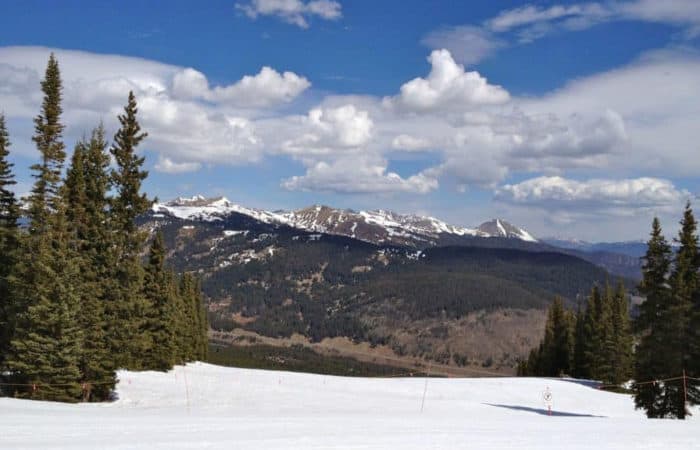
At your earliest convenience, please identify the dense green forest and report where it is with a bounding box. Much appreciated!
[521,207,700,419]
[149,211,618,347]
[0,55,208,403]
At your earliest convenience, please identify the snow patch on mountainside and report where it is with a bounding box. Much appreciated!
[152,196,538,244]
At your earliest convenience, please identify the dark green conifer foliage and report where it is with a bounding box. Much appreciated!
[572,302,588,379]
[7,55,84,402]
[635,217,674,418]
[27,53,65,235]
[0,113,20,370]
[595,282,617,383]
[142,232,177,371]
[195,277,209,360]
[64,127,116,401]
[610,280,633,385]
[107,91,151,370]
[542,297,573,376]
[665,203,698,418]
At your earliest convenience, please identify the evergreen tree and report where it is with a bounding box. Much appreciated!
[542,297,573,376]
[195,277,209,360]
[0,113,20,371]
[635,217,673,418]
[6,54,84,402]
[27,53,65,235]
[106,91,151,369]
[572,301,588,379]
[64,128,116,401]
[665,203,698,418]
[610,281,633,385]
[142,232,176,371]
[595,282,617,384]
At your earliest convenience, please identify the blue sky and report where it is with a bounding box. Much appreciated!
[1,0,699,240]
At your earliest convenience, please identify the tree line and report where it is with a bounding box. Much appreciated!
[0,54,208,403]
[519,204,700,419]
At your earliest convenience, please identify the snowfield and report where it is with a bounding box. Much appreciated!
[1,363,698,449]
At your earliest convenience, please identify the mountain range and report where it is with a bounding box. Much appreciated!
[141,195,643,372]
[153,195,538,248]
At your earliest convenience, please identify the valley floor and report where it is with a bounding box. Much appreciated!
[1,363,698,449]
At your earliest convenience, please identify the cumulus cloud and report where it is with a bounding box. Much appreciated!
[281,104,373,155]
[496,176,691,216]
[236,0,342,29]
[384,50,509,113]
[173,66,310,108]
[281,157,438,194]
[1,45,698,203]
[391,134,432,151]
[0,46,296,169]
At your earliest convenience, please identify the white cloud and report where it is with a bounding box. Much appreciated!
[384,50,510,113]
[485,1,700,43]
[154,156,202,174]
[421,26,505,65]
[236,0,342,29]
[422,1,700,63]
[391,134,432,151]
[172,66,310,108]
[281,104,373,155]
[282,157,438,194]
[0,46,292,167]
[496,176,690,216]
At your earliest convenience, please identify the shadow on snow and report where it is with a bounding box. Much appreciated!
[484,403,606,418]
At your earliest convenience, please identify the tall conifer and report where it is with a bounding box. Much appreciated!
[7,55,83,402]
[106,92,151,369]
[0,113,20,370]
[635,217,673,418]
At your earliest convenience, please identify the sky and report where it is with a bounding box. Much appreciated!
[1,0,699,241]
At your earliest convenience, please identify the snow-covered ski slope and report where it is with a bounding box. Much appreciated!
[1,362,698,449]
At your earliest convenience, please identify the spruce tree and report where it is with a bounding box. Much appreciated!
[595,282,617,384]
[572,302,588,379]
[106,91,151,369]
[195,277,209,360]
[542,297,573,376]
[610,281,633,385]
[635,217,673,418]
[64,128,116,401]
[0,113,20,371]
[142,231,176,371]
[7,54,84,402]
[666,203,698,418]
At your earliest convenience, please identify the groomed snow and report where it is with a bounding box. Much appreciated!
[2,363,697,449]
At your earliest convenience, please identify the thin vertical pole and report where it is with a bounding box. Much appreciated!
[683,369,687,406]
[420,362,432,413]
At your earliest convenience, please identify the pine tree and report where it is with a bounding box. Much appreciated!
[542,297,573,376]
[195,277,209,360]
[27,53,65,235]
[142,232,177,371]
[0,113,20,371]
[106,91,151,370]
[6,54,84,402]
[595,282,617,384]
[610,281,633,385]
[635,217,673,418]
[572,301,588,379]
[665,203,698,418]
[64,128,116,401]
[579,285,602,379]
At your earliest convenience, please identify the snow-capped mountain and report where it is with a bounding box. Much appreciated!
[477,219,538,243]
[152,195,538,247]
